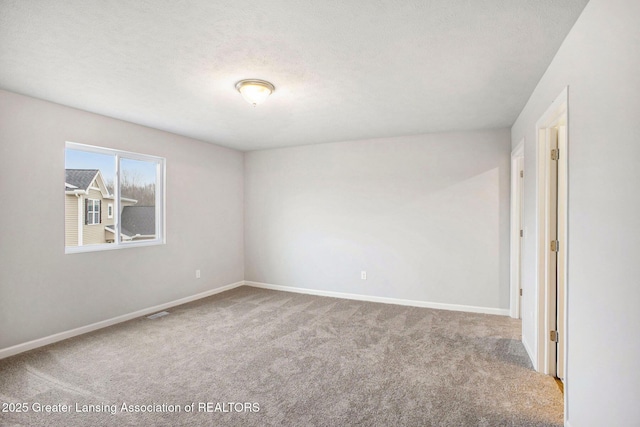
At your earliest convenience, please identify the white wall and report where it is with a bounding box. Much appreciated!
[0,90,244,350]
[511,0,640,424]
[245,129,511,311]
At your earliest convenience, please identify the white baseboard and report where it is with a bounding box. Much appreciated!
[245,281,510,316]
[0,281,244,360]
[1,280,509,360]
[522,334,536,370]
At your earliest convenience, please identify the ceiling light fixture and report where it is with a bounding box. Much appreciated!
[235,79,275,107]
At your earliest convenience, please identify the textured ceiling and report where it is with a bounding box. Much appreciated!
[0,0,589,151]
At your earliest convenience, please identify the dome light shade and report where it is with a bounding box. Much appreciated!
[235,79,275,106]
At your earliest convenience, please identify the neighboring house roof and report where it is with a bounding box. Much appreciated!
[65,169,99,191]
[65,169,139,203]
[120,206,155,236]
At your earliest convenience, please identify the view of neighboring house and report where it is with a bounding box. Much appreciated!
[65,169,155,246]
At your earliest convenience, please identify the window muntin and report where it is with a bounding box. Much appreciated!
[65,142,165,253]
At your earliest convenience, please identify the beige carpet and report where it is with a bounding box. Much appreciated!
[0,286,563,426]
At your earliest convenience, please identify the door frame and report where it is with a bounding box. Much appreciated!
[534,87,568,385]
[510,139,524,319]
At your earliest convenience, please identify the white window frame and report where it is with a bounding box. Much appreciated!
[65,142,166,254]
[107,203,113,219]
[86,199,101,225]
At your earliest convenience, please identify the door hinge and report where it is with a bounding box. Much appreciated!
[519,288,523,296]
[550,330,559,343]
[520,170,524,178]
[551,149,559,161]
[520,229,524,238]
[550,240,559,252]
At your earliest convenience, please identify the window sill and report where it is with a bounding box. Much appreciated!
[65,239,165,254]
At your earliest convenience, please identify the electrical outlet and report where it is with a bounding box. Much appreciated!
[195,269,201,279]
[361,271,367,280]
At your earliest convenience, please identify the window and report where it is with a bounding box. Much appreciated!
[65,142,165,253]
[86,199,101,225]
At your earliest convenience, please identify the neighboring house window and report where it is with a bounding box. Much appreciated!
[64,142,166,254]
[86,199,101,224]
